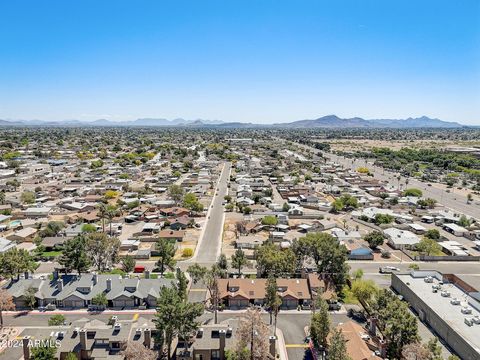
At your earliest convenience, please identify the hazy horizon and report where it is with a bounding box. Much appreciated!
[0,114,476,126]
[1,0,479,125]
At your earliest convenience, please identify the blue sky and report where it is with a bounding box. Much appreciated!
[0,0,479,124]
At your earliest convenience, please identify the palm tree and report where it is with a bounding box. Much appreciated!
[105,205,121,235]
[0,191,5,205]
[97,203,107,232]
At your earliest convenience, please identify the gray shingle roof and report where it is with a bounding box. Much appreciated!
[4,274,174,302]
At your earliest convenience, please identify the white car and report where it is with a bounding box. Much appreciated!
[379,266,400,274]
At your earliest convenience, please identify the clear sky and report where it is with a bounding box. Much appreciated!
[0,0,479,124]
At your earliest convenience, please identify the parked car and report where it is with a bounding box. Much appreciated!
[379,266,400,274]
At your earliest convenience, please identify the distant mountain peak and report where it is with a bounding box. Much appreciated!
[274,115,464,128]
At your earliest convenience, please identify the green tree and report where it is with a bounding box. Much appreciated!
[242,206,252,214]
[425,229,440,240]
[24,286,37,309]
[231,248,248,276]
[458,215,471,228]
[331,199,344,213]
[351,279,379,309]
[81,223,96,233]
[416,237,442,256]
[105,204,121,235]
[48,314,66,326]
[264,276,282,334]
[121,255,136,273]
[186,263,207,284]
[97,203,108,232]
[374,213,394,225]
[86,232,121,272]
[21,191,36,204]
[30,341,57,360]
[40,221,64,238]
[59,235,90,274]
[310,298,330,349]
[261,215,278,226]
[154,286,203,360]
[175,268,189,301]
[255,242,296,277]
[331,194,358,213]
[0,191,5,205]
[156,238,176,276]
[6,179,20,191]
[216,253,228,272]
[0,248,37,280]
[447,356,461,360]
[183,192,203,212]
[417,198,437,209]
[299,232,349,293]
[64,353,78,360]
[364,231,385,249]
[91,292,108,306]
[168,184,184,204]
[403,188,423,197]
[426,338,443,360]
[328,328,352,360]
[373,289,419,358]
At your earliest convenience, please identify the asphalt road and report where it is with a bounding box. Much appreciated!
[327,153,480,219]
[283,137,480,219]
[348,260,480,276]
[191,161,231,265]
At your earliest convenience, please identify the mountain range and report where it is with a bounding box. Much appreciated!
[272,115,465,128]
[0,115,468,128]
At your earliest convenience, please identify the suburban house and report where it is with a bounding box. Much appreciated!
[21,318,156,360]
[23,206,52,218]
[0,237,15,253]
[158,229,185,242]
[218,278,311,310]
[5,273,174,310]
[160,207,190,217]
[443,223,468,237]
[6,227,38,242]
[384,227,420,250]
[176,319,276,360]
[333,321,383,360]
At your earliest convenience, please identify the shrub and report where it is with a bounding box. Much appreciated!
[403,188,423,197]
[48,314,66,326]
[182,248,193,257]
[381,250,391,259]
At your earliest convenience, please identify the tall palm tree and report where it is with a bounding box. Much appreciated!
[97,203,107,232]
[105,205,121,235]
[0,191,5,205]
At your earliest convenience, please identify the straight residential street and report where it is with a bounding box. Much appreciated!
[190,161,231,265]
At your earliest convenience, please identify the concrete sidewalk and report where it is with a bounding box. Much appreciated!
[276,327,289,360]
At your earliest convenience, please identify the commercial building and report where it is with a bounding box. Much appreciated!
[392,271,480,360]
